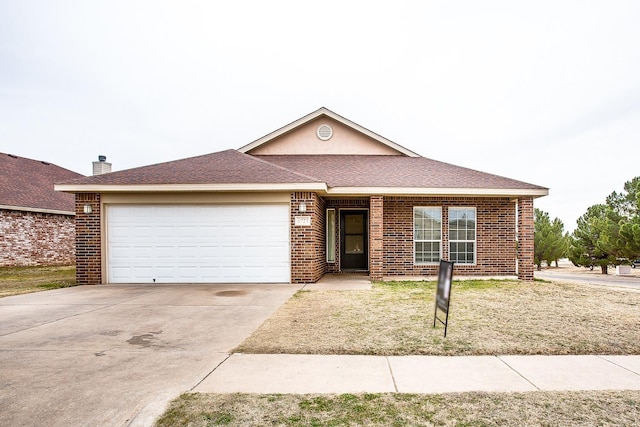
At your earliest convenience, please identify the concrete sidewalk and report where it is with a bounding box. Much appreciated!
[195,354,640,394]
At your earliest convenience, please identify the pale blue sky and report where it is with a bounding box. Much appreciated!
[2,1,639,231]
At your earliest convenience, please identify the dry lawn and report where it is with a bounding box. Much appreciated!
[236,280,640,356]
[0,265,76,297]
[156,390,640,427]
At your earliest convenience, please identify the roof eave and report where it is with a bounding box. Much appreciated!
[54,183,328,193]
[56,183,548,199]
[0,204,75,216]
[238,107,421,157]
[326,187,549,198]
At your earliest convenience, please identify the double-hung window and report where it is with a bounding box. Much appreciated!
[414,207,442,264]
[449,207,476,264]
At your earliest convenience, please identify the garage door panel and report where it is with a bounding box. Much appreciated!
[107,205,290,283]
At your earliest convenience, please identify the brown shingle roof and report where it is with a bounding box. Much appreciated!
[58,150,546,194]
[255,155,547,190]
[0,153,83,212]
[60,150,319,186]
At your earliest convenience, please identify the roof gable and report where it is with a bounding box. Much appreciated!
[239,107,420,157]
[55,109,548,199]
[0,153,83,214]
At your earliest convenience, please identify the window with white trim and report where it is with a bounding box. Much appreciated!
[449,207,476,264]
[326,209,336,263]
[414,207,442,264]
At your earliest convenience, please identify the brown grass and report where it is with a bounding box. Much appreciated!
[235,280,640,356]
[156,390,640,427]
[0,265,76,297]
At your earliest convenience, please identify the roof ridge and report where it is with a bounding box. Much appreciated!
[238,150,324,182]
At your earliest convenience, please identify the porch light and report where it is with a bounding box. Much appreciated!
[299,202,307,212]
[83,204,93,214]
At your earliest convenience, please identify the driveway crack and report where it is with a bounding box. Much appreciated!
[191,353,233,391]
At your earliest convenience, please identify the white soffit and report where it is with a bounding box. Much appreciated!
[326,187,549,198]
[55,183,328,193]
[56,183,547,198]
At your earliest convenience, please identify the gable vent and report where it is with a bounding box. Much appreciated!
[316,124,333,141]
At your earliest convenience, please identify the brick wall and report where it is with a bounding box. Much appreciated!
[290,192,326,283]
[517,197,535,281]
[75,193,102,285]
[382,196,517,276]
[0,209,75,267]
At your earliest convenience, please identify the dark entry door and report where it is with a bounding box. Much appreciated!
[340,210,368,270]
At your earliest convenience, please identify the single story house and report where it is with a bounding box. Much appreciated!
[1,153,83,267]
[56,108,548,285]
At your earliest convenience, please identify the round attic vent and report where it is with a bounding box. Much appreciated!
[316,124,333,141]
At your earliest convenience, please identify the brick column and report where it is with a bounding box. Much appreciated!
[369,195,384,280]
[75,193,102,285]
[290,192,326,283]
[517,197,534,281]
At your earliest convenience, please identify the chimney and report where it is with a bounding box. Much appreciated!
[92,155,112,176]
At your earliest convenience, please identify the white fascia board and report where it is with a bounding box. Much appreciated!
[238,107,421,157]
[0,204,75,216]
[54,183,328,193]
[326,187,549,198]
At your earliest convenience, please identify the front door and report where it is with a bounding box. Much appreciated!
[340,210,368,271]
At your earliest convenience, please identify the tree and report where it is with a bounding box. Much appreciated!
[548,219,570,267]
[534,209,567,270]
[568,204,618,274]
[607,177,640,260]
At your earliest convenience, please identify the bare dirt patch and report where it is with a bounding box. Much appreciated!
[156,390,640,427]
[235,280,640,356]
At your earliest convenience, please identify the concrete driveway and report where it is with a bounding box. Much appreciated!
[0,284,299,427]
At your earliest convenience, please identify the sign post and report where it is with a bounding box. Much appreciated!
[433,260,454,337]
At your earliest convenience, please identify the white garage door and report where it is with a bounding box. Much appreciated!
[107,205,290,283]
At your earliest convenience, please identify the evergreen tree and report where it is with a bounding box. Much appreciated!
[534,209,567,269]
[569,204,618,274]
[548,218,569,267]
[607,177,640,260]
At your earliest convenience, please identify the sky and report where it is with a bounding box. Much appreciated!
[1,1,639,232]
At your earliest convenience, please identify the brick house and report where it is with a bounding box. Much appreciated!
[56,108,547,285]
[0,153,83,267]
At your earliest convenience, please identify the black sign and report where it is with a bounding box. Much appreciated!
[433,260,454,337]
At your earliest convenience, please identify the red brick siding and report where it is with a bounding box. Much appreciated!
[383,196,517,276]
[0,209,75,267]
[325,198,370,273]
[517,197,535,281]
[75,193,102,285]
[290,192,326,283]
[369,196,384,279]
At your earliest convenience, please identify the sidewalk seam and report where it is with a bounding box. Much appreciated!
[190,353,232,391]
[598,355,640,377]
[385,356,399,392]
[496,355,540,391]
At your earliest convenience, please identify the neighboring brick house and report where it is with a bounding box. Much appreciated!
[57,108,547,285]
[1,153,84,267]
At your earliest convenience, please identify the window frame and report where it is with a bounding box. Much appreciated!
[413,206,442,265]
[448,206,477,265]
[326,208,336,263]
